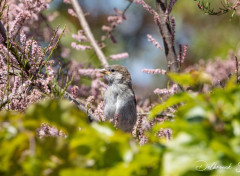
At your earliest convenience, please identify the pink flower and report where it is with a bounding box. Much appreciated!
[93,101,105,121]
[78,68,101,77]
[197,2,203,10]
[142,68,167,75]
[68,8,77,17]
[71,42,92,50]
[147,34,164,51]
[181,45,188,63]
[72,30,88,42]
[135,0,158,16]
[109,52,129,60]
[20,30,26,46]
[154,84,178,95]
[71,86,80,98]
[102,25,112,32]
[31,40,38,58]
[63,0,71,4]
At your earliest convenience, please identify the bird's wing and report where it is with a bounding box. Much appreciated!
[128,84,136,106]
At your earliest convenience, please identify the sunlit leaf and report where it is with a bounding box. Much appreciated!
[149,92,194,119]
[168,72,195,86]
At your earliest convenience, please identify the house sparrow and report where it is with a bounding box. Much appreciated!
[101,65,137,132]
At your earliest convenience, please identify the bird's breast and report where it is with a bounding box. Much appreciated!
[104,85,118,119]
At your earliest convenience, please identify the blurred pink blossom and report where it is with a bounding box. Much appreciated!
[47,11,59,22]
[72,30,88,42]
[93,101,105,121]
[181,45,188,64]
[135,0,158,17]
[142,68,167,75]
[102,25,112,32]
[71,86,80,98]
[71,42,92,50]
[147,34,164,51]
[63,0,71,4]
[20,30,26,46]
[109,52,129,60]
[154,84,178,95]
[68,8,77,17]
[78,68,102,77]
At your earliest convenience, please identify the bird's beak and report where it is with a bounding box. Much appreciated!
[100,69,111,75]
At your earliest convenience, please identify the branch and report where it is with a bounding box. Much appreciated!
[156,0,179,72]
[62,88,98,121]
[70,0,109,67]
[0,83,99,121]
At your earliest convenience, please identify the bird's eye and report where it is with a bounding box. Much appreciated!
[111,69,115,72]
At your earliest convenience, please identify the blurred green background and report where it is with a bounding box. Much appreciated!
[46,0,240,97]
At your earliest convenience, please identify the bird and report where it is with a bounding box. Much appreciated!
[101,65,137,132]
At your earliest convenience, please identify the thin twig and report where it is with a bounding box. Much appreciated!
[70,0,109,67]
[122,1,134,16]
[61,87,98,121]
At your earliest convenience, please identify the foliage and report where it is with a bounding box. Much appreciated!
[150,75,240,176]
[1,74,240,175]
[0,99,163,176]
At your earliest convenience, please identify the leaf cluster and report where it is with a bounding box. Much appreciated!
[150,74,240,175]
[1,73,240,175]
[0,99,163,176]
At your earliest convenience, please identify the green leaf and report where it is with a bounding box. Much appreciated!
[24,99,87,135]
[168,72,195,86]
[210,139,239,162]
[149,92,194,120]
[185,106,207,122]
[60,168,107,176]
[168,71,212,86]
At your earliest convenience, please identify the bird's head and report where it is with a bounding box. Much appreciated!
[101,65,132,85]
